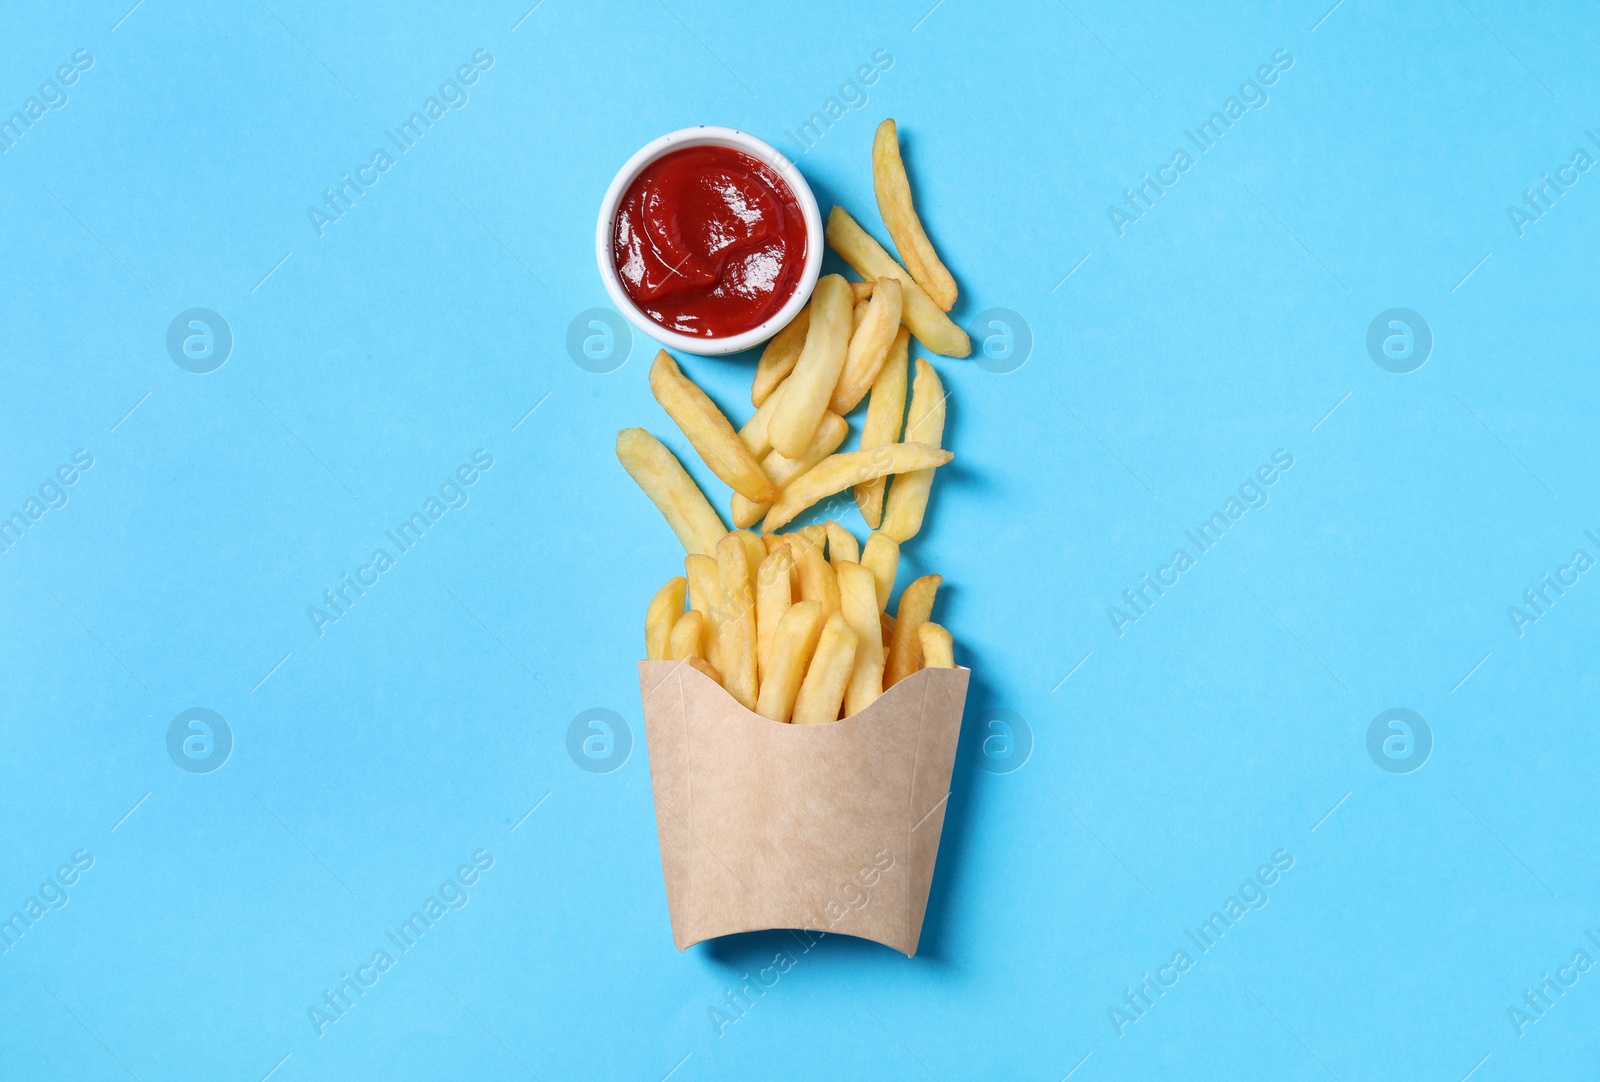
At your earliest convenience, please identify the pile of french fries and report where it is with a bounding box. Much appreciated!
[618,119,970,725]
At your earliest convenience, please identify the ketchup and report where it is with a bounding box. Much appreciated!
[612,145,807,339]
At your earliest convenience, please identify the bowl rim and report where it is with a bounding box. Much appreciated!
[594,126,823,357]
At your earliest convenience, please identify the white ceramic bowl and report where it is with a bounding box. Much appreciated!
[595,126,823,356]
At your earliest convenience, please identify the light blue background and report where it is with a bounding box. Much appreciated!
[3,0,1597,1078]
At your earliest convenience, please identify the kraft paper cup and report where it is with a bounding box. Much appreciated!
[638,660,970,957]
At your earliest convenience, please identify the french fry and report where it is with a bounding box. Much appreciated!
[790,524,824,596]
[825,521,860,566]
[792,612,858,726]
[616,428,728,557]
[860,531,900,611]
[826,206,970,358]
[769,274,852,459]
[837,561,886,716]
[685,553,722,672]
[854,327,909,528]
[737,380,786,461]
[687,656,723,684]
[668,610,706,662]
[765,529,798,590]
[752,303,809,407]
[851,296,871,336]
[872,119,958,311]
[645,576,686,660]
[730,412,849,529]
[649,351,776,504]
[830,277,903,414]
[795,536,840,617]
[757,601,827,723]
[881,358,947,543]
[850,279,876,303]
[716,534,758,710]
[762,442,953,532]
[735,530,767,581]
[885,574,940,688]
[755,544,793,681]
[918,622,954,668]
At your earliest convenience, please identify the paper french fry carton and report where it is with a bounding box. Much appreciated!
[638,659,970,957]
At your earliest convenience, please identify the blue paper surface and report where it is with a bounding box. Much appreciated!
[3,1,1598,1078]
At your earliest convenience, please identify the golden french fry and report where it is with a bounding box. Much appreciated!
[769,274,852,459]
[837,561,886,716]
[795,536,840,617]
[765,530,798,590]
[685,553,722,672]
[686,656,723,684]
[737,380,786,461]
[872,119,958,311]
[715,534,758,710]
[731,412,848,529]
[649,351,776,504]
[860,531,900,611]
[790,525,824,596]
[826,206,969,357]
[918,622,954,668]
[755,544,793,681]
[685,554,717,607]
[616,428,728,557]
[792,612,858,725]
[881,610,895,652]
[757,601,827,723]
[881,358,947,543]
[786,522,817,561]
[645,576,686,660]
[831,277,903,415]
[825,520,859,566]
[753,304,809,408]
[668,610,706,662]
[851,296,870,336]
[735,530,767,581]
[850,279,876,303]
[761,442,953,532]
[854,327,909,527]
[885,574,940,688]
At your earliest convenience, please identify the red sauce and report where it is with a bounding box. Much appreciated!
[612,145,807,339]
